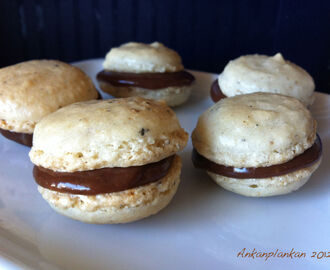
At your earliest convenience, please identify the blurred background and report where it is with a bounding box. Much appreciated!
[0,0,329,93]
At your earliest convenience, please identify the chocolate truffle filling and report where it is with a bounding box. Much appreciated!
[0,128,33,147]
[96,91,103,100]
[192,135,322,179]
[210,79,227,102]
[34,155,174,195]
[97,70,195,89]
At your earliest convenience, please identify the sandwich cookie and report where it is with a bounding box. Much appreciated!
[211,53,315,106]
[192,93,322,197]
[0,60,99,146]
[29,97,188,223]
[97,42,195,106]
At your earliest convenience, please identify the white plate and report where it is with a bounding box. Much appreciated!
[0,59,329,270]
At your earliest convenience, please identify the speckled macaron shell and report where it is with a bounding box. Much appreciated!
[192,92,316,168]
[103,42,184,73]
[29,97,188,172]
[218,53,315,106]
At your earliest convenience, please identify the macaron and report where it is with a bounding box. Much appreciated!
[0,60,99,146]
[192,93,322,197]
[210,53,315,106]
[29,97,188,223]
[96,42,195,106]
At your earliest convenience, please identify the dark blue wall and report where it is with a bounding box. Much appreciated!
[0,0,330,93]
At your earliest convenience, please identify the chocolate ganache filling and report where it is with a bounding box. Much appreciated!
[192,135,322,179]
[96,91,103,100]
[210,79,227,102]
[0,128,33,147]
[0,93,102,147]
[97,70,195,89]
[34,155,174,195]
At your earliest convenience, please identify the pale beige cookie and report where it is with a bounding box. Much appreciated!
[29,97,188,172]
[218,53,315,106]
[98,81,192,107]
[38,155,181,224]
[103,42,183,73]
[192,93,316,168]
[29,98,187,223]
[99,42,193,106]
[0,60,98,133]
[207,159,321,197]
[192,92,321,197]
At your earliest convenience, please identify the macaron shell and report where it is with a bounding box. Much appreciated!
[37,155,182,224]
[103,42,184,73]
[207,158,321,197]
[0,60,98,133]
[29,97,188,172]
[192,93,316,168]
[218,53,315,106]
[98,81,192,107]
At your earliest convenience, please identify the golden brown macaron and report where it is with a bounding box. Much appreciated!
[0,60,99,146]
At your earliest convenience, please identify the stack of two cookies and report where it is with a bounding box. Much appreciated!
[29,98,188,223]
[97,42,195,107]
[192,93,322,197]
